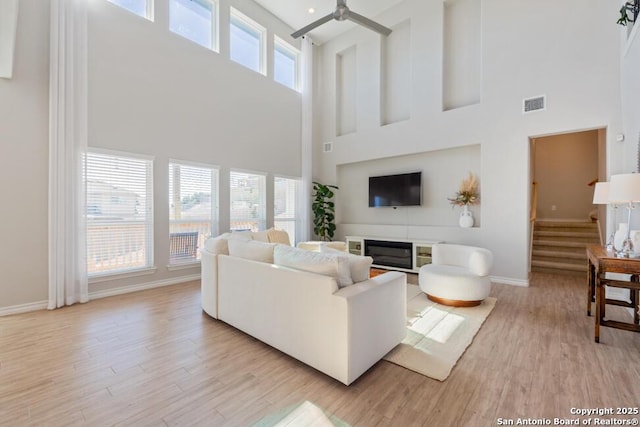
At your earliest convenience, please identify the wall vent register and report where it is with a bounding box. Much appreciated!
[523,95,546,113]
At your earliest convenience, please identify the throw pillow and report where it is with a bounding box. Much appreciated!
[267,228,291,245]
[252,230,270,242]
[229,230,253,241]
[273,245,353,288]
[323,241,347,252]
[228,239,277,263]
[321,246,373,283]
[296,241,322,252]
[204,233,231,255]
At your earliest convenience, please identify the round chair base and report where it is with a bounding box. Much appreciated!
[426,293,483,307]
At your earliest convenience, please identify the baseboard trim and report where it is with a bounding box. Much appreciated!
[0,274,201,317]
[89,274,201,300]
[491,276,529,287]
[0,300,48,317]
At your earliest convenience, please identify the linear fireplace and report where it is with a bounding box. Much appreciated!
[364,239,413,270]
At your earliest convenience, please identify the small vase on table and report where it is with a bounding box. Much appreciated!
[459,204,474,228]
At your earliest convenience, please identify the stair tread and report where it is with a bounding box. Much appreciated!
[534,221,598,228]
[532,220,598,274]
[534,231,599,238]
[531,266,584,276]
[531,260,587,271]
[532,249,585,259]
[532,240,591,248]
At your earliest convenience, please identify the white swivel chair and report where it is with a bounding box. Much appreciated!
[418,243,493,307]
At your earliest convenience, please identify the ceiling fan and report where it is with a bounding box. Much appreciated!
[291,0,392,39]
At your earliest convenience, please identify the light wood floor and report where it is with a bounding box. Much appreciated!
[2,273,640,426]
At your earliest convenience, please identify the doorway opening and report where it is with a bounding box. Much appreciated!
[529,128,606,275]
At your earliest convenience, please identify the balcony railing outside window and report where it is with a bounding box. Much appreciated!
[169,219,212,262]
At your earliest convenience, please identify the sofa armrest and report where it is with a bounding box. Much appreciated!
[200,248,219,318]
[334,271,407,384]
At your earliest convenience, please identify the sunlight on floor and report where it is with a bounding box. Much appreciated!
[409,306,465,344]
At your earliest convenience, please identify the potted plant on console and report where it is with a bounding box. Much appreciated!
[312,181,339,241]
[448,172,480,228]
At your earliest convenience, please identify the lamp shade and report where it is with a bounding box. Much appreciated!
[609,173,640,203]
[592,182,610,204]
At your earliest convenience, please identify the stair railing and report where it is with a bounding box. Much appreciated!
[529,181,538,272]
[530,181,538,223]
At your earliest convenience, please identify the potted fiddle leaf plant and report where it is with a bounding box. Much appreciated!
[617,0,639,26]
[312,181,339,241]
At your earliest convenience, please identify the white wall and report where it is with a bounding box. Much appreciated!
[621,27,640,174]
[620,25,640,231]
[0,0,50,309]
[314,0,624,284]
[337,145,481,228]
[533,130,599,220]
[0,0,302,310]
[0,0,19,78]
[87,0,301,294]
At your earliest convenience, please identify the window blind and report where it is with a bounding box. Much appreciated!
[230,170,266,232]
[169,162,218,263]
[86,150,153,276]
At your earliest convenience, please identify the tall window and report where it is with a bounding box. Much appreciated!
[86,150,154,276]
[169,0,218,51]
[274,37,300,91]
[107,0,153,20]
[169,162,218,264]
[274,176,301,245]
[229,8,266,75]
[230,170,266,231]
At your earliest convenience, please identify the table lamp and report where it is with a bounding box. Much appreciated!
[592,182,615,250]
[608,173,640,257]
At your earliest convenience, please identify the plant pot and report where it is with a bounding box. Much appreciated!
[459,205,474,228]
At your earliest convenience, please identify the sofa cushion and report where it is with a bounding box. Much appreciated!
[274,245,353,288]
[204,232,231,255]
[267,228,291,245]
[321,246,373,283]
[228,239,277,263]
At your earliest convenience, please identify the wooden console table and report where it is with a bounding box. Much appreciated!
[586,244,640,342]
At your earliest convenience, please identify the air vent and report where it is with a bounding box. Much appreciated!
[523,95,546,113]
[323,142,333,153]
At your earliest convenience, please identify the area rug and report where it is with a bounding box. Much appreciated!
[383,284,497,381]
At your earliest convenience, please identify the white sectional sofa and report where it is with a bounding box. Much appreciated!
[201,231,407,385]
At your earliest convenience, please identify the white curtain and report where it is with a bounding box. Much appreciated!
[48,0,88,309]
[299,35,314,243]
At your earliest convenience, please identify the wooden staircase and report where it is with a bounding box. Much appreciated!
[531,220,601,275]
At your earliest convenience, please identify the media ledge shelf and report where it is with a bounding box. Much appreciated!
[346,236,442,273]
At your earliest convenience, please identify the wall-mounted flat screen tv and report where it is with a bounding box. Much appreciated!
[368,172,422,207]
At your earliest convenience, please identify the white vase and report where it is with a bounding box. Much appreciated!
[459,205,474,228]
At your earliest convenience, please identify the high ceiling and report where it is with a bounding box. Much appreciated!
[253,0,402,44]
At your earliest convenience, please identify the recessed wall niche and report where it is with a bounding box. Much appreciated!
[443,0,481,111]
[336,45,357,136]
[381,19,411,126]
[336,144,482,228]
